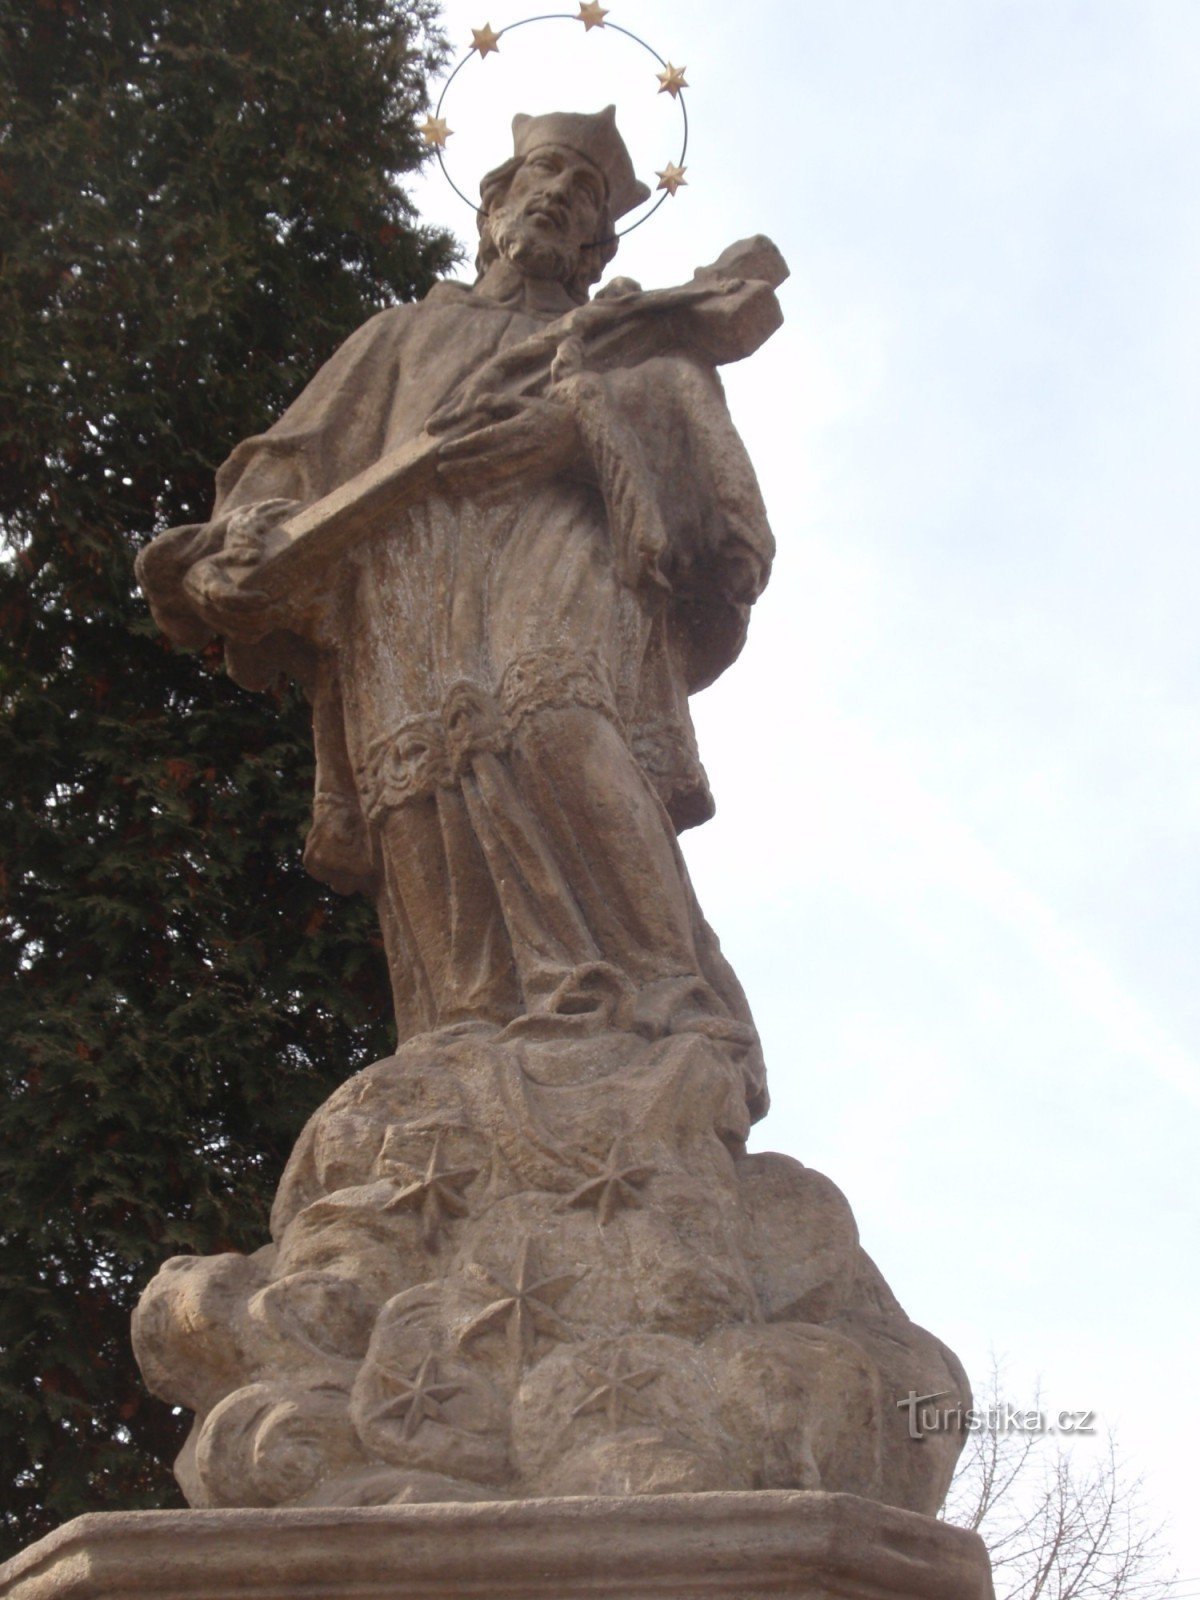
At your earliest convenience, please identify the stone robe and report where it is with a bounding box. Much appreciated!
[138,271,776,1114]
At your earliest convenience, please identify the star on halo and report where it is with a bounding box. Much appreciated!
[571,1347,662,1429]
[471,22,501,58]
[576,1,608,29]
[563,1139,653,1226]
[459,1237,579,1367]
[656,63,688,98]
[373,1353,466,1442]
[655,161,687,197]
[419,115,452,149]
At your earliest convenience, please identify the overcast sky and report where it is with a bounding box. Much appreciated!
[409,1,1200,1583]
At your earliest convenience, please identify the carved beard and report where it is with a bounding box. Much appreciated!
[487,199,582,285]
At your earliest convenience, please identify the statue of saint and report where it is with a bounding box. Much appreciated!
[137,107,784,1117]
[129,109,975,1531]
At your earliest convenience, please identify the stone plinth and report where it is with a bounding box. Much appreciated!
[0,1491,993,1600]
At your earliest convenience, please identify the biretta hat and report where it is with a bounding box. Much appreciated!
[510,106,651,220]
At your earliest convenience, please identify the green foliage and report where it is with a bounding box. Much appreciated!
[0,0,454,1554]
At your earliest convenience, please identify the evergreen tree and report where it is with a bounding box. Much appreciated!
[0,0,454,1555]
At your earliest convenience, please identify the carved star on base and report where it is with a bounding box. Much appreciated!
[460,1237,579,1367]
[471,23,501,58]
[655,162,687,197]
[656,63,688,98]
[571,1347,662,1429]
[419,115,452,149]
[563,1139,653,1226]
[576,1,608,29]
[373,1353,466,1441]
[382,1132,479,1250]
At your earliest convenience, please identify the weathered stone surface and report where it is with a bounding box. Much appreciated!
[135,112,780,1096]
[0,1492,995,1599]
[122,103,977,1545]
[132,1028,967,1515]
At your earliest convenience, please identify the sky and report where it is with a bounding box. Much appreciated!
[406,0,1200,1586]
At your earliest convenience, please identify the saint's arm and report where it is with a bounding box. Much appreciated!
[136,305,413,656]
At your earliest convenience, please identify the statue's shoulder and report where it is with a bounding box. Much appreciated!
[353,298,424,341]
[422,278,475,308]
[308,302,419,378]
[347,280,473,346]
[344,280,471,340]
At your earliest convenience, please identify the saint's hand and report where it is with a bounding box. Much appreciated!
[434,396,587,496]
[182,498,300,639]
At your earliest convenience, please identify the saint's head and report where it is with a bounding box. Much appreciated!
[476,107,650,303]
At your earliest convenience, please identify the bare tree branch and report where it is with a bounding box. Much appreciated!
[942,1358,1174,1600]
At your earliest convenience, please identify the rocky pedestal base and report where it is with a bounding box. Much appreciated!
[0,1491,993,1600]
[131,1029,969,1515]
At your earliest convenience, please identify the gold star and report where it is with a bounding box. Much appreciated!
[571,1347,662,1429]
[382,1132,479,1250]
[576,1,608,29]
[373,1353,466,1442]
[656,63,688,98]
[471,22,501,58]
[419,115,452,149]
[459,1237,579,1367]
[655,161,688,197]
[563,1139,653,1227]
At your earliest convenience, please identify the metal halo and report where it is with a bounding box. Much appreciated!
[429,12,689,245]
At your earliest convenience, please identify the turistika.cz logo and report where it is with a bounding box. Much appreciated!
[896,1391,1097,1441]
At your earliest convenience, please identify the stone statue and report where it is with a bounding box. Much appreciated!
[138,107,775,1115]
[131,109,973,1522]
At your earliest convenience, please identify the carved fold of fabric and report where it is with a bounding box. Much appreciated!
[359,712,452,823]
[359,653,624,826]
[357,684,509,822]
[303,791,376,898]
[498,647,620,732]
[134,519,229,650]
[443,680,507,781]
[553,370,671,596]
[630,715,712,833]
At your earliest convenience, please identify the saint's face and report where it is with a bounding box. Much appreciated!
[502,145,606,257]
